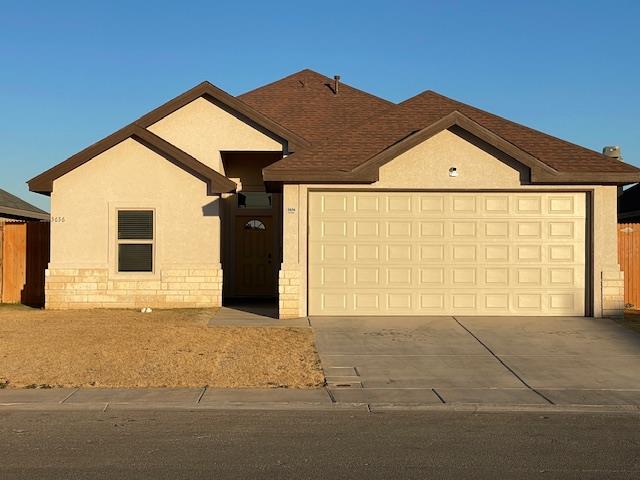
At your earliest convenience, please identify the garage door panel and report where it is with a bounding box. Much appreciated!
[311,265,586,291]
[309,288,586,316]
[309,191,586,316]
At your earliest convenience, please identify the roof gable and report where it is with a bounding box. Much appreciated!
[264,110,556,182]
[401,91,638,175]
[28,80,310,195]
[137,81,309,151]
[28,125,236,195]
[351,111,558,182]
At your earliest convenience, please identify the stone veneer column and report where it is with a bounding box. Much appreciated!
[278,265,301,319]
[601,268,625,318]
[279,184,303,319]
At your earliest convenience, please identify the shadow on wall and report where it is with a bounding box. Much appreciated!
[21,222,50,307]
[202,198,220,217]
[450,126,531,184]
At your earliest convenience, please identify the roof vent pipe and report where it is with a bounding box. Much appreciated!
[334,75,341,95]
[603,145,622,160]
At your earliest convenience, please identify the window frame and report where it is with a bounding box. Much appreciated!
[116,208,155,274]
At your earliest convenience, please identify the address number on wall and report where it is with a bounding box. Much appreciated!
[51,216,66,223]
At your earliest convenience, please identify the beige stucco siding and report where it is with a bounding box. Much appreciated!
[279,129,622,318]
[51,138,219,267]
[47,138,223,309]
[45,95,291,309]
[147,97,282,172]
[376,129,528,188]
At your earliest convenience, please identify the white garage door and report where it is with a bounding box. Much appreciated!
[308,191,586,316]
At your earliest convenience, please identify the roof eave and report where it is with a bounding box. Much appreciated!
[28,125,237,195]
[28,80,308,194]
[0,206,50,221]
[264,110,640,186]
[265,167,640,186]
[532,171,640,186]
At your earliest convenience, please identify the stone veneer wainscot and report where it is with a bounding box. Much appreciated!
[45,265,223,309]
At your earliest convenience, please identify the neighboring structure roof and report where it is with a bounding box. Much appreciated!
[264,88,640,184]
[619,183,640,222]
[239,69,394,143]
[28,125,237,195]
[0,188,49,220]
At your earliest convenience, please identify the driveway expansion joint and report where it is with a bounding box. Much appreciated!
[452,316,555,405]
[196,386,207,405]
[432,388,446,404]
[59,389,78,404]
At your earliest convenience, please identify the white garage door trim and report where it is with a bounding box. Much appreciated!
[307,189,590,316]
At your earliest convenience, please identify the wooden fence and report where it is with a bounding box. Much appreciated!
[0,222,50,306]
[618,223,640,308]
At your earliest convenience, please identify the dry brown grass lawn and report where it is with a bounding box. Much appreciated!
[0,305,324,389]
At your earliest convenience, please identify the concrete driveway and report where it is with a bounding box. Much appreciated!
[310,316,640,407]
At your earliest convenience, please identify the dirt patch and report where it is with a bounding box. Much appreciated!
[0,306,324,389]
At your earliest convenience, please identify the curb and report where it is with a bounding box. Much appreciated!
[1,401,639,414]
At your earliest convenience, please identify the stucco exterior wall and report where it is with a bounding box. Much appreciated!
[377,129,529,188]
[47,138,223,309]
[280,129,623,319]
[147,97,282,172]
[46,96,286,309]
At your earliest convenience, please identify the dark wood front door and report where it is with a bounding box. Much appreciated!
[234,215,276,297]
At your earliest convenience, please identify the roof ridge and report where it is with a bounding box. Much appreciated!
[239,68,395,106]
[238,69,323,97]
[422,89,611,160]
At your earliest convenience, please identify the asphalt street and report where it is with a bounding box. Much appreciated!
[1,409,639,479]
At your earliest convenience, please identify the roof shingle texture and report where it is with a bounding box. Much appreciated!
[0,188,47,215]
[239,69,394,144]
[255,75,638,175]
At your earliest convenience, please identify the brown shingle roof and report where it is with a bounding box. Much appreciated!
[402,91,637,173]
[0,188,49,220]
[29,70,640,192]
[239,69,394,143]
[265,89,640,182]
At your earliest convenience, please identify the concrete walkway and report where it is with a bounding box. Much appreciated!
[1,386,639,413]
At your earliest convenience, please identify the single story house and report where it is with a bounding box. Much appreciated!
[0,188,49,222]
[28,69,639,318]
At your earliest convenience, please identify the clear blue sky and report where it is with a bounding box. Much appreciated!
[1,0,639,211]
